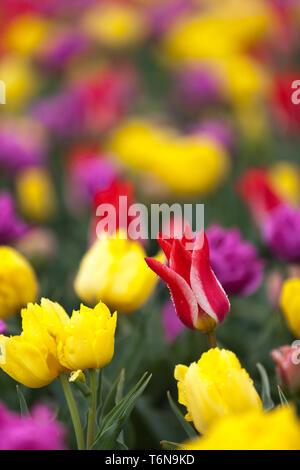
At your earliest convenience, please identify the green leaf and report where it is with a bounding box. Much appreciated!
[160,440,180,450]
[167,391,197,438]
[277,386,289,407]
[115,369,125,405]
[92,372,152,450]
[256,363,274,411]
[16,385,29,415]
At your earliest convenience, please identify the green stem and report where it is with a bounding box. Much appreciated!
[59,374,85,450]
[206,330,217,349]
[86,369,97,449]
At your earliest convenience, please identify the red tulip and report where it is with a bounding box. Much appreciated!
[271,345,300,392]
[236,168,283,228]
[145,225,230,332]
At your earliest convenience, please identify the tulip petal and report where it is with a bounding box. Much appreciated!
[169,238,192,284]
[157,233,173,260]
[190,231,230,323]
[145,257,198,329]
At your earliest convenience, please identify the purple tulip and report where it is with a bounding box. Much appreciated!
[0,403,66,450]
[207,224,264,296]
[0,192,28,244]
[0,320,6,335]
[162,301,184,343]
[263,204,300,262]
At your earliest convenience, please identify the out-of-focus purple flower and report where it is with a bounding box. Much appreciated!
[188,119,235,151]
[0,191,28,244]
[66,146,118,211]
[40,31,89,69]
[0,403,66,450]
[0,320,6,335]
[0,121,46,173]
[263,205,300,262]
[162,301,184,343]
[175,66,221,107]
[207,224,264,296]
[148,0,191,36]
[32,90,84,137]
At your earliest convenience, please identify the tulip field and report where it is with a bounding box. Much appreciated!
[1,0,300,452]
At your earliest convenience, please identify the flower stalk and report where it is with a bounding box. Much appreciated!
[59,374,85,450]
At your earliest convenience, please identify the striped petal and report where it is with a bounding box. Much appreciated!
[190,231,230,324]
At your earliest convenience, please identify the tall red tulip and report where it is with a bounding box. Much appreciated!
[145,225,230,333]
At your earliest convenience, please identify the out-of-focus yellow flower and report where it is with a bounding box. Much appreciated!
[57,302,117,371]
[16,167,57,222]
[0,247,38,319]
[181,406,300,450]
[269,162,300,206]
[175,348,262,434]
[0,55,37,108]
[280,279,300,338]
[82,3,146,48]
[4,14,49,55]
[75,230,164,312]
[108,119,229,195]
[162,2,269,62]
[0,299,66,388]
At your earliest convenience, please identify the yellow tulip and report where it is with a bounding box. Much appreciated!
[108,119,229,196]
[74,231,164,312]
[0,55,37,109]
[4,14,49,55]
[15,167,57,222]
[181,406,300,450]
[0,299,66,388]
[269,162,300,207]
[0,247,38,319]
[175,348,262,434]
[81,3,146,48]
[57,302,117,371]
[280,279,300,338]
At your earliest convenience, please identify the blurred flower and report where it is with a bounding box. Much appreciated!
[81,3,147,49]
[0,247,38,319]
[75,230,164,313]
[145,226,230,332]
[148,0,190,37]
[162,301,184,344]
[0,299,65,387]
[280,278,300,338]
[263,205,300,262]
[57,302,117,371]
[109,119,230,195]
[0,402,66,450]
[92,179,135,242]
[66,145,118,214]
[237,168,284,228]
[0,55,37,108]
[0,118,46,174]
[0,320,6,335]
[265,269,284,307]
[268,161,300,206]
[206,224,264,296]
[0,191,28,244]
[271,345,300,393]
[174,66,222,108]
[3,13,49,55]
[33,66,136,136]
[15,167,57,222]
[175,348,261,434]
[188,119,235,151]
[38,29,89,70]
[181,406,300,450]
[272,71,300,134]
[14,227,58,263]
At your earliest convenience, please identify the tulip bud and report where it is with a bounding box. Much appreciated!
[271,345,300,393]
